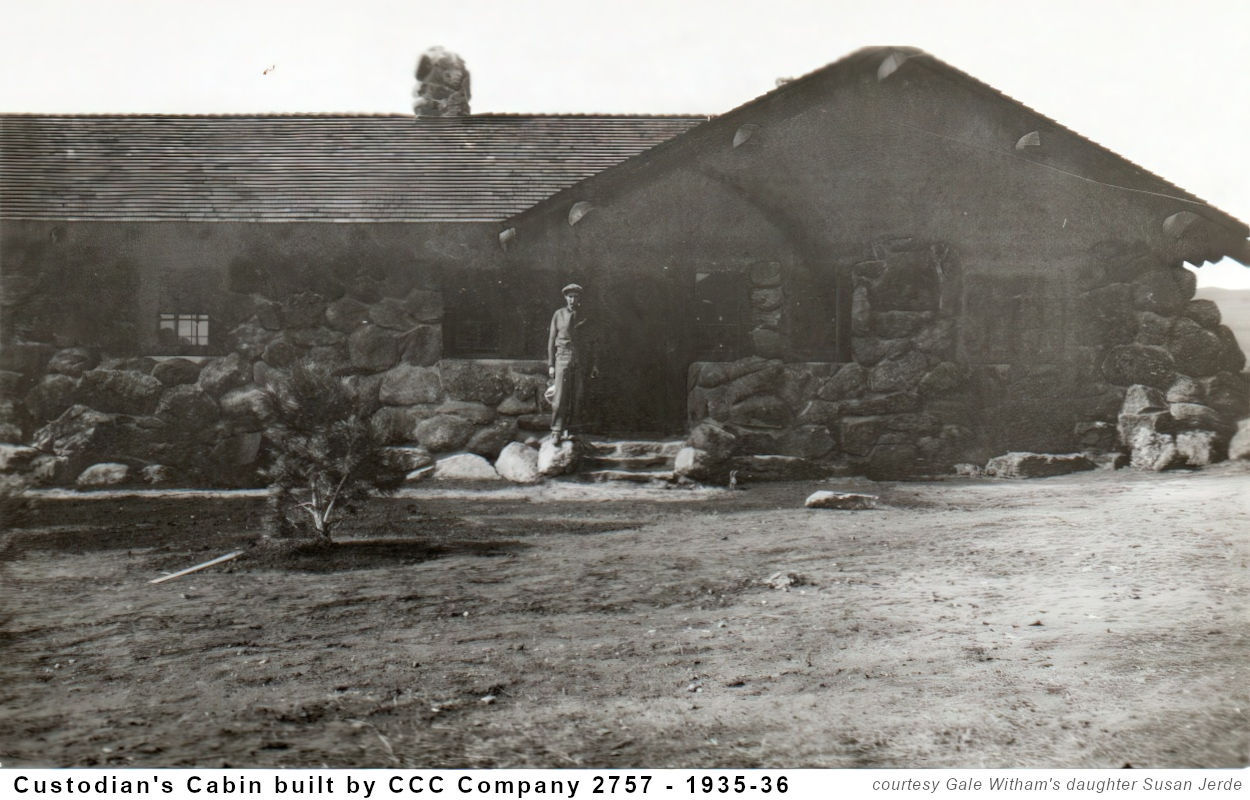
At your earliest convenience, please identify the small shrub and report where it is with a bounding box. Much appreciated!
[260,360,402,542]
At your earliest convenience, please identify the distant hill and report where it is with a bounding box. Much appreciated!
[1195,286,1250,356]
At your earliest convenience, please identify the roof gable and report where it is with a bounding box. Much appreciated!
[0,114,706,223]
[506,48,1248,261]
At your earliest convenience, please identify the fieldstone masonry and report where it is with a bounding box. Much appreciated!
[0,282,551,486]
[1,238,1247,485]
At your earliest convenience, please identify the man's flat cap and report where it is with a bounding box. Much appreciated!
[562,283,584,295]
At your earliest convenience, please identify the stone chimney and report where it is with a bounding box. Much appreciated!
[413,47,471,117]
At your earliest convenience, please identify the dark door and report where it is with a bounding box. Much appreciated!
[585,270,690,436]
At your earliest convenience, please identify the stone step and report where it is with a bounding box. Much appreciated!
[581,469,677,484]
[582,454,674,470]
[587,439,685,459]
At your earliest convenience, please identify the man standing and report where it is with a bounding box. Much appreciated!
[547,283,596,440]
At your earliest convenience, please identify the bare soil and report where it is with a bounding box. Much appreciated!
[1,466,1247,768]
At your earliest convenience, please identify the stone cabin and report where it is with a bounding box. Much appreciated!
[1,47,1247,483]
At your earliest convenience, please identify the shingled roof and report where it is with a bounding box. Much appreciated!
[0,114,707,222]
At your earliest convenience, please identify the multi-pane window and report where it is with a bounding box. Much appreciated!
[159,313,210,347]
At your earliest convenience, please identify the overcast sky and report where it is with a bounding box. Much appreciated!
[3,0,1247,287]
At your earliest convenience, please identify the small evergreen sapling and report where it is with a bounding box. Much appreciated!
[260,360,401,542]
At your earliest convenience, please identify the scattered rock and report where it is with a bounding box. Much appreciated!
[804,491,879,510]
[1086,451,1129,470]
[952,463,983,477]
[688,419,738,461]
[432,453,500,481]
[76,462,130,487]
[494,442,541,484]
[141,464,176,485]
[763,572,811,589]
[984,452,1096,479]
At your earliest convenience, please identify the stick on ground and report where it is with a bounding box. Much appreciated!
[149,551,244,584]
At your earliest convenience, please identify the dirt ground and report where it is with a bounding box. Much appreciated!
[1,464,1247,768]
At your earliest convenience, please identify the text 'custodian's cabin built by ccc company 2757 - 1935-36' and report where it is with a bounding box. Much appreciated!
[2,47,1247,485]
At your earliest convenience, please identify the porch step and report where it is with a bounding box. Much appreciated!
[582,454,673,470]
[578,438,684,483]
[582,469,678,484]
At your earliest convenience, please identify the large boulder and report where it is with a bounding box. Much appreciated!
[1100,345,1175,389]
[152,358,202,386]
[324,296,370,333]
[24,374,79,422]
[1165,375,1204,404]
[1168,402,1225,432]
[1202,372,1250,419]
[868,350,929,393]
[46,348,99,379]
[984,452,1096,479]
[218,385,270,430]
[440,362,513,406]
[1183,299,1221,329]
[729,454,829,481]
[379,364,442,405]
[400,325,442,367]
[404,288,445,323]
[380,445,434,473]
[0,444,39,471]
[282,291,328,329]
[369,298,416,331]
[538,437,581,476]
[198,353,252,398]
[77,369,163,415]
[494,442,541,484]
[817,363,868,401]
[1174,430,1221,467]
[775,425,836,460]
[688,419,738,461]
[467,419,517,459]
[348,324,401,371]
[1128,428,1183,471]
[370,405,431,444]
[76,462,130,488]
[727,395,791,429]
[415,414,473,452]
[674,447,725,483]
[438,400,495,425]
[432,453,500,481]
[1132,268,1186,314]
[1121,384,1168,415]
[156,384,220,427]
[1166,318,1224,377]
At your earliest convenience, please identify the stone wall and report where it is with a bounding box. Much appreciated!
[0,285,551,486]
[686,239,976,478]
[683,239,1250,479]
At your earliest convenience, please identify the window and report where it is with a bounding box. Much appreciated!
[158,313,210,348]
[694,271,749,360]
[442,278,553,359]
